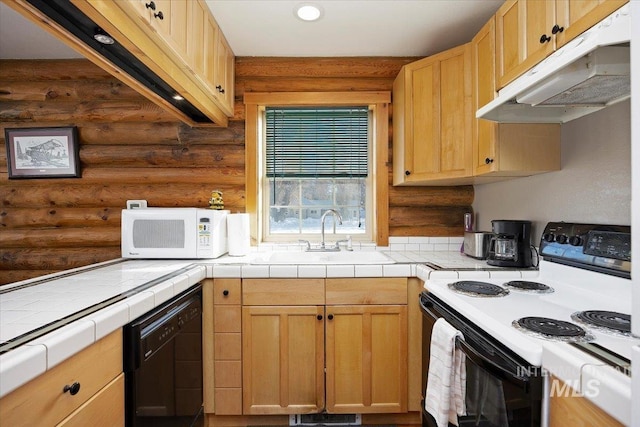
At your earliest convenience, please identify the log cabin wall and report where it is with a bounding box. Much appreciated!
[0,57,473,286]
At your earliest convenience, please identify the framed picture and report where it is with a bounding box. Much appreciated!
[4,127,81,179]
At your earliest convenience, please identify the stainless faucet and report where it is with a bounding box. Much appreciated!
[320,209,342,250]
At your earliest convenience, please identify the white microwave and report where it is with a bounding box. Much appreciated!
[121,208,229,259]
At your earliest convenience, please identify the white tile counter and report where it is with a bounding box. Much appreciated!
[0,247,513,399]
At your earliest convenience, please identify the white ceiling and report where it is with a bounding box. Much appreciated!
[0,0,502,59]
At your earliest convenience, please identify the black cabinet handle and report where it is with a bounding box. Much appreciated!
[317,314,323,320]
[154,11,164,20]
[540,34,551,44]
[327,314,334,320]
[63,382,81,396]
[405,170,411,176]
[216,85,225,94]
[222,290,229,296]
[552,24,564,34]
[485,157,494,164]
[145,1,156,10]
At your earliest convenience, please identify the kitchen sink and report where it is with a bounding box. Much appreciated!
[250,251,395,265]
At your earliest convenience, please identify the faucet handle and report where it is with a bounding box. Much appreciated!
[335,235,353,251]
[298,239,311,251]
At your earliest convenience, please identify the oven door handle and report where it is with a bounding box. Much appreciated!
[456,338,529,387]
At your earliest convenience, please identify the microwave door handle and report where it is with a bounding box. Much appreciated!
[456,338,529,388]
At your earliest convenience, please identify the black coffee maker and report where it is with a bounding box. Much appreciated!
[487,220,532,267]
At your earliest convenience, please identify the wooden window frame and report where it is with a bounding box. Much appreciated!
[244,92,390,246]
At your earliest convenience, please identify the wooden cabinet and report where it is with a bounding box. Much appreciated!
[54,0,236,127]
[240,278,408,415]
[242,305,326,414]
[0,330,124,426]
[472,16,561,178]
[209,278,243,415]
[555,0,628,49]
[549,375,623,427]
[393,44,472,186]
[496,0,628,90]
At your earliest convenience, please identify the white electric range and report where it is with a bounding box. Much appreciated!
[419,222,636,426]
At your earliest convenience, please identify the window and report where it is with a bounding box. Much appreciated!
[265,107,370,237]
[244,92,390,245]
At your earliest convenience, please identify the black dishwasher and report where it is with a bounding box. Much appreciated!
[124,284,203,427]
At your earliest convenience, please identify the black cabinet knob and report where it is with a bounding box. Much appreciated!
[540,34,551,44]
[145,1,156,10]
[63,382,81,396]
[317,314,323,320]
[215,85,225,94]
[222,290,229,296]
[405,170,411,176]
[485,157,494,164]
[327,314,334,320]
[552,24,564,34]
[154,11,164,20]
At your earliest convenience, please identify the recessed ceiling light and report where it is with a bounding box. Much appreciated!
[172,94,184,101]
[295,3,322,22]
[93,28,114,45]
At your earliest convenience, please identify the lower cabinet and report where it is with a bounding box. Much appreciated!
[243,305,325,414]
[549,375,623,427]
[206,277,410,418]
[0,329,124,426]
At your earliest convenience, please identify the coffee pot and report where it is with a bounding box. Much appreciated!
[487,220,532,267]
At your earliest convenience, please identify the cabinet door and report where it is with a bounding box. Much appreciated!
[214,31,235,115]
[242,306,325,415]
[472,17,499,175]
[56,374,125,427]
[400,55,440,181]
[438,44,472,179]
[555,0,628,48]
[325,305,407,414]
[496,0,555,89]
[393,44,471,185]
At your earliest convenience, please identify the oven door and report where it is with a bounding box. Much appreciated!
[420,292,543,427]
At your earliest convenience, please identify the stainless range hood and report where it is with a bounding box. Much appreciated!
[477,4,631,124]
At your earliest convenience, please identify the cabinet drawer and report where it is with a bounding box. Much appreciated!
[214,306,242,332]
[215,361,242,387]
[326,278,407,304]
[214,279,241,305]
[214,388,242,415]
[0,330,122,427]
[243,279,325,305]
[57,373,124,427]
[214,333,242,360]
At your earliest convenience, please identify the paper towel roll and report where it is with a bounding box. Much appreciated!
[227,213,250,256]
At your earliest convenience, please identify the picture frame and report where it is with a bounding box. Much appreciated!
[4,127,81,179]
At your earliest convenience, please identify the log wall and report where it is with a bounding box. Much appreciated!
[0,58,473,285]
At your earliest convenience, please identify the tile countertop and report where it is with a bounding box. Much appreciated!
[0,248,516,399]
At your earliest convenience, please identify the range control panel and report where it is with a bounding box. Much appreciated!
[540,222,630,278]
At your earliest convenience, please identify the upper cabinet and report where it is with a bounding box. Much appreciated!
[92,0,235,123]
[393,44,473,186]
[8,0,235,127]
[472,17,561,178]
[496,0,628,90]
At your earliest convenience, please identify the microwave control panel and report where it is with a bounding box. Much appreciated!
[198,218,212,248]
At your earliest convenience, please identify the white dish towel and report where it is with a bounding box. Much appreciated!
[424,318,467,427]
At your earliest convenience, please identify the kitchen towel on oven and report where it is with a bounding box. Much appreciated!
[424,318,466,427]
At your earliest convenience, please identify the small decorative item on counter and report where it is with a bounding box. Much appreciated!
[209,190,224,210]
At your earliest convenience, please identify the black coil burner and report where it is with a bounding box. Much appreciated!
[447,281,509,297]
[513,316,593,341]
[504,281,553,293]
[571,310,631,335]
